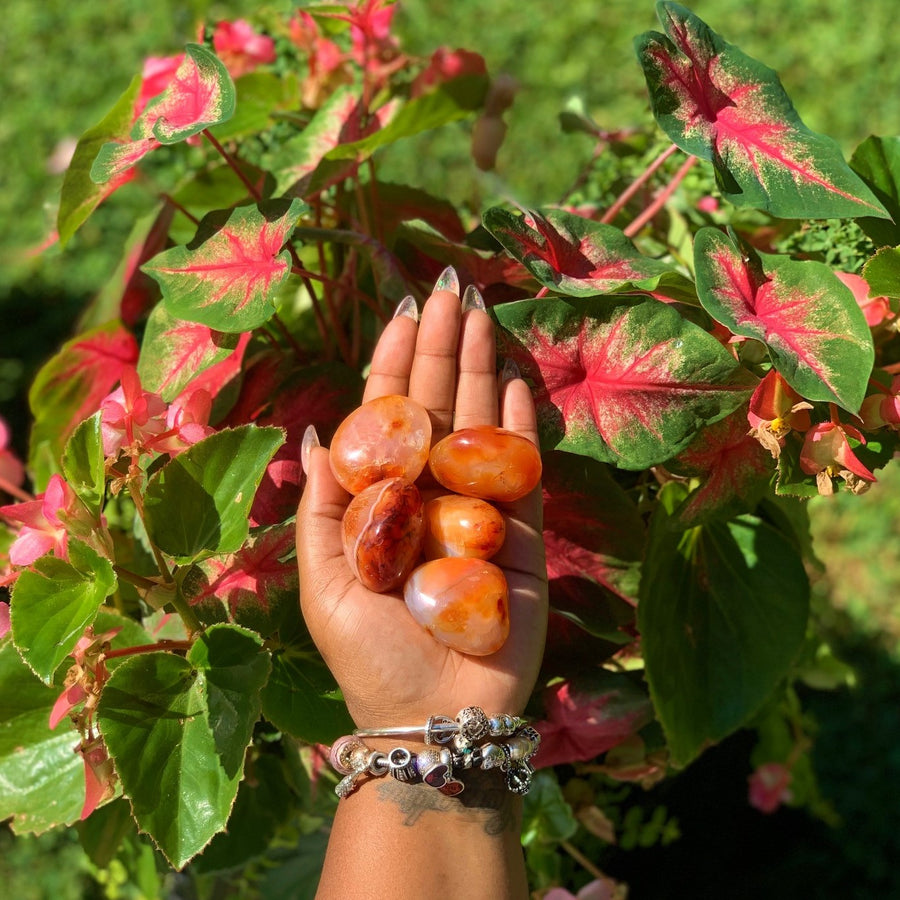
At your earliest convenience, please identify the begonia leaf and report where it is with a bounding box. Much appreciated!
[10,539,116,684]
[61,413,106,517]
[694,227,874,412]
[28,322,140,488]
[58,75,141,246]
[483,207,676,297]
[542,451,643,641]
[521,770,578,846]
[850,135,900,246]
[208,70,300,143]
[0,641,83,833]
[668,404,773,526]
[862,246,900,300]
[97,625,268,869]
[91,44,236,185]
[493,296,756,469]
[636,3,888,219]
[137,304,244,402]
[639,483,809,766]
[143,199,306,333]
[144,425,284,560]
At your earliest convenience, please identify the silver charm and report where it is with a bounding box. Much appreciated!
[424,715,457,745]
[506,761,534,795]
[456,706,490,744]
[388,747,418,783]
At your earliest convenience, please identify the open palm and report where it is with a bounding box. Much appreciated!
[297,286,548,728]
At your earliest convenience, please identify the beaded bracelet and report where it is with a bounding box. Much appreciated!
[330,710,540,799]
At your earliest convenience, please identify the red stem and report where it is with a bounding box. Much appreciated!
[829,403,842,425]
[202,129,262,202]
[161,193,200,226]
[0,476,32,503]
[624,155,698,238]
[600,143,680,225]
[105,640,193,660]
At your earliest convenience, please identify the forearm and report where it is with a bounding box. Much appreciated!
[316,769,528,899]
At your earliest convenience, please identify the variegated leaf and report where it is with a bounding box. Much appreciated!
[636,2,888,219]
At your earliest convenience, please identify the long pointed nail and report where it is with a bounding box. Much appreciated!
[393,295,419,321]
[461,284,486,312]
[300,424,320,476]
[500,358,521,385]
[433,265,459,296]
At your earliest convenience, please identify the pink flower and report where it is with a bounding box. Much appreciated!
[544,878,624,900]
[147,388,215,455]
[213,19,276,78]
[748,762,793,814]
[412,47,487,96]
[835,271,896,329]
[697,195,720,213]
[0,474,77,565]
[100,368,169,457]
[531,681,652,769]
[747,370,812,458]
[859,375,900,430]
[799,420,875,495]
[0,416,25,491]
[80,738,117,820]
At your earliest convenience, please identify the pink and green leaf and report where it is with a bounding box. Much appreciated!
[142,199,307,333]
[91,43,236,185]
[483,207,678,297]
[636,3,889,219]
[694,227,874,412]
[493,296,757,469]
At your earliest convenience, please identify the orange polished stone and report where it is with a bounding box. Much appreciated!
[403,557,509,656]
[423,494,505,560]
[428,426,542,502]
[330,395,432,495]
[341,477,425,593]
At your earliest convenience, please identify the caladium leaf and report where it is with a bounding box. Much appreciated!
[144,425,284,560]
[493,296,757,469]
[137,304,244,401]
[636,3,888,220]
[639,482,809,767]
[863,246,900,300]
[850,135,900,247]
[483,207,676,297]
[91,43,236,184]
[143,199,306,333]
[28,322,140,488]
[694,227,874,412]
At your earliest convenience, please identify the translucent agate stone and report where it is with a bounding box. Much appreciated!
[330,395,432,495]
[428,426,542,502]
[341,477,425,593]
[404,558,509,656]
[423,494,506,560]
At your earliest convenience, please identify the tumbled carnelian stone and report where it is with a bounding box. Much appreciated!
[404,557,509,656]
[330,395,432,495]
[428,426,541,502]
[341,477,425,593]
[423,494,505,560]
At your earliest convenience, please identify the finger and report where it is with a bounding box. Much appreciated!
[362,307,419,403]
[408,289,462,441]
[454,307,499,430]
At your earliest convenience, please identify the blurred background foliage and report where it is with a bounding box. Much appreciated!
[2,0,900,896]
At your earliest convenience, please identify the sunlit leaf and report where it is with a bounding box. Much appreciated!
[636,3,889,219]
[493,296,756,469]
[694,227,874,412]
[862,246,900,300]
[143,199,306,333]
[61,414,106,516]
[850,135,900,246]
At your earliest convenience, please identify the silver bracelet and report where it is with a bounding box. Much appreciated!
[352,707,527,749]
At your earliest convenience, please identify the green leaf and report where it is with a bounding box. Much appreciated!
[208,71,300,143]
[850,135,900,246]
[521,770,578,846]
[694,228,874,412]
[11,540,116,684]
[862,246,900,299]
[143,199,306,333]
[493,296,756,469]
[57,75,142,246]
[0,641,84,833]
[143,425,284,560]
[61,413,106,517]
[639,483,809,766]
[97,627,268,869]
[636,3,888,219]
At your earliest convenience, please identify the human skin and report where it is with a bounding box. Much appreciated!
[296,283,548,899]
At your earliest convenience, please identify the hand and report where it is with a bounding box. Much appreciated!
[296,283,548,729]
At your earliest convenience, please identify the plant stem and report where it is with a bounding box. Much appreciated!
[601,143,680,225]
[105,639,193,660]
[560,839,607,880]
[0,476,32,503]
[113,566,161,591]
[272,312,306,360]
[624,154,698,238]
[161,192,200,226]
[202,129,262,202]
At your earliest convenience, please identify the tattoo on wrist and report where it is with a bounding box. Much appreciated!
[374,769,518,835]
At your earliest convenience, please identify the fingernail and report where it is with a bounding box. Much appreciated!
[433,265,460,296]
[300,424,320,476]
[392,295,419,322]
[461,284,486,312]
[500,357,521,384]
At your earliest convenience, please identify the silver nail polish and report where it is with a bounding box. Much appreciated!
[433,265,460,296]
[461,284,486,312]
[300,424,320,475]
[392,295,419,322]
